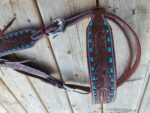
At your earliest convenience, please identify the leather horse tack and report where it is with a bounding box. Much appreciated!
[0,8,141,104]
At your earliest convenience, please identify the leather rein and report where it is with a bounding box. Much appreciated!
[0,8,141,104]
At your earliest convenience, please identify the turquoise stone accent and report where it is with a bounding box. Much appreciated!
[30,41,35,45]
[91,67,94,72]
[15,33,18,36]
[109,67,114,73]
[32,30,35,33]
[92,84,96,90]
[89,22,93,26]
[107,47,111,52]
[94,90,97,96]
[90,56,94,62]
[92,76,96,81]
[10,34,13,37]
[5,36,8,39]
[88,31,92,35]
[106,29,110,33]
[111,87,114,90]
[94,94,97,96]
[20,31,23,34]
[110,77,114,82]
[107,37,111,42]
[89,47,93,52]
[109,57,113,63]
[88,38,92,43]
[103,21,107,26]
[110,93,114,96]
[12,48,15,51]
[26,44,30,47]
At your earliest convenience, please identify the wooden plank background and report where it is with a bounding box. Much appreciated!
[0,0,150,113]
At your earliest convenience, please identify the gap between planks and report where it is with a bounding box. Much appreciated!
[136,61,150,113]
[0,69,28,113]
[33,0,75,113]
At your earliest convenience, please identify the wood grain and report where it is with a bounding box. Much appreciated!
[98,0,150,113]
[0,0,149,113]
[0,0,72,113]
[35,0,102,113]
[0,78,26,113]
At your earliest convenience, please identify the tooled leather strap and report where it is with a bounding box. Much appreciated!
[0,8,141,103]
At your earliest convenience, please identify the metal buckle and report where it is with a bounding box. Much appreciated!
[48,18,66,38]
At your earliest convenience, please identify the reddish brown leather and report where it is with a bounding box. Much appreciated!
[0,8,141,103]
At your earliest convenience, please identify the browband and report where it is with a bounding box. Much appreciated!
[0,8,141,104]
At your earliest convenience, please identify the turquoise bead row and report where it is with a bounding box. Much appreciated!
[88,22,97,95]
[103,21,114,72]
[88,21,115,99]
[103,21,115,95]
[0,40,36,55]
[0,29,36,55]
[1,29,36,40]
[103,21,114,75]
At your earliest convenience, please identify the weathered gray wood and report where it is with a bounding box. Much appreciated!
[134,0,150,112]
[1,68,48,113]
[137,63,150,113]
[0,0,149,113]
[98,0,150,113]
[0,0,47,113]
[36,0,102,113]
[0,0,72,113]
[0,105,7,113]
[0,78,26,113]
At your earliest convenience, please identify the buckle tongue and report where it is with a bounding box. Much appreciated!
[48,18,66,38]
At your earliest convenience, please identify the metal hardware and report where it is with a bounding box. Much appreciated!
[48,18,66,38]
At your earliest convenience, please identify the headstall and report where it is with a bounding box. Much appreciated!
[0,8,141,104]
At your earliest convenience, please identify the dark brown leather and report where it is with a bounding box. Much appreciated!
[0,8,141,104]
